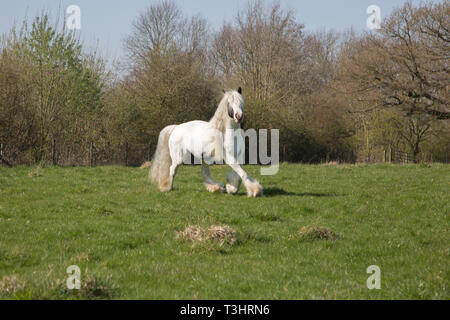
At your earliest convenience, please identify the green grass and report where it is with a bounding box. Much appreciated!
[0,163,449,299]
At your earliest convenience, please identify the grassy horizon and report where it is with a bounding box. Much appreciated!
[0,163,449,299]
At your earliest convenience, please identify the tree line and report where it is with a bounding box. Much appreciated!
[0,0,448,166]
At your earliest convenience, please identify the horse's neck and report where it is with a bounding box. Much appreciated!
[210,95,239,133]
[210,115,226,133]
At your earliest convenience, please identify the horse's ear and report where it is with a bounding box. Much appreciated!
[237,87,242,94]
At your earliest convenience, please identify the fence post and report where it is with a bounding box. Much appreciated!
[147,143,152,161]
[125,141,128,166]
[388,145,392,163]
[52,139,56,166]
[89,142,94,167]
[0,143,12,167]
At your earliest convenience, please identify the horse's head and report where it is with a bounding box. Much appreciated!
[226,87,244,124]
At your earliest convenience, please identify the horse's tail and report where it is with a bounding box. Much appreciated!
[149,125,177,191]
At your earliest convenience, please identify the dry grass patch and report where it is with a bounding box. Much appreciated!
[77,276,116,299]
[176,225,237,246]
[74,252,92,262]
[293,226,339,242]
[0,276,26,297]
[322,161,339,166]
[62,275,116,299]
[140,161,152,169]
[28,165,41,178]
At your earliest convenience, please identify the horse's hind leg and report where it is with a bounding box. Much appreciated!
[165,145,183,191]
[201,163,225,193]
[168,162,179,190]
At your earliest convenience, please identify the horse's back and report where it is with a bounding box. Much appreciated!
[175,120,210,131]
[169,120,219,157]
[170,120,212,141]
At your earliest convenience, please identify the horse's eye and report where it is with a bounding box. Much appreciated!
[227,105,234,118]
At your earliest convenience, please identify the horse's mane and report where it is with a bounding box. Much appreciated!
[209,92,231,133]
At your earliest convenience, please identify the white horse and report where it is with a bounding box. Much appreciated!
[149,87,263,197]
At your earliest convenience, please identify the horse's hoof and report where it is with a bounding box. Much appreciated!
[159,185,172,192]
[205,183,225,193]
[226,184,239,194]
[244,179,263,197]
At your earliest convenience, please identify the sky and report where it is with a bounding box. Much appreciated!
[0,0,439,62]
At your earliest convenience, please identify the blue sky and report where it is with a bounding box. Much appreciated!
[0,0,437,61]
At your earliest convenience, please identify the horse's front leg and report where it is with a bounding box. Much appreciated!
[223,129,262,197]
[225,170,242,194]
[201,162,225,193]
[226,162,263,197]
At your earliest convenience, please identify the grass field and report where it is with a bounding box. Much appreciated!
[0,163,449,299]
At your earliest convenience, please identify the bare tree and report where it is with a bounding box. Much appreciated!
[125,0,210,67]
[213,2,305,102]
[120,1,218,155]
[125,0,182,63]
[338,1,449,160]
